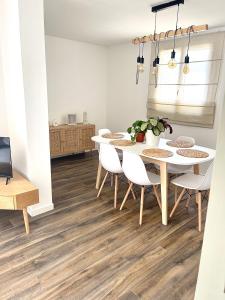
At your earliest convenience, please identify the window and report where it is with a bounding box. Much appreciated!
[147,32,225,128]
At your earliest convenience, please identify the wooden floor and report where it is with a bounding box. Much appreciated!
[0,152,208,300]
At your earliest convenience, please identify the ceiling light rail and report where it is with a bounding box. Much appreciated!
[132,24,208,45]
[152,0,184,13]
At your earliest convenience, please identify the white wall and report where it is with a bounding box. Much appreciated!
[45,35,108,132]
[18,0,53,216]
[107,42,225,149]
[0,0,53,216]
[0,0,30,175]
[0,49,8,136]
[107,43,151,132]
[195,93,225,299]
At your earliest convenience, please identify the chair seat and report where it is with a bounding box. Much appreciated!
[171,173,205,190]
[155,163,193,174]
[147,171,161,185]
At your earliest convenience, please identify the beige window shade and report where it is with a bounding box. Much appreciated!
[147,32,225,128]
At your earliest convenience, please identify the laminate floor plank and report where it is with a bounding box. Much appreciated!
[0,152,207,300]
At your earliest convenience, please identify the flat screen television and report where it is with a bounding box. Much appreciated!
[0,137,13,184]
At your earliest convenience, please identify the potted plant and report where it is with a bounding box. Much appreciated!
[141,117,173,147]
[127,120,147,143]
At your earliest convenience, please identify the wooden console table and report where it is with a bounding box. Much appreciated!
[49,123,95,158]
[0,171,39,234]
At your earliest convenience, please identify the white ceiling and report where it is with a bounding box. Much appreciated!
[44,0,225,46]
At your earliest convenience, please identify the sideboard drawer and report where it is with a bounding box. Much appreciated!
[0,196,15,209]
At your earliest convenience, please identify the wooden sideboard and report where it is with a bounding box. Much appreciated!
[49,123,95,158]
[0,171,39,234]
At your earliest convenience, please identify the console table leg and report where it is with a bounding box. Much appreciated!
[23,208,30,234]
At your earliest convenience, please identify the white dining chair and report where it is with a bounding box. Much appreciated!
[98,128,111,137]
[120,150,161,225]
[97,143,135,208]
[97,128,123,187]
[169,162,213,231]
[155,136,196,175]
[98,128,123,158]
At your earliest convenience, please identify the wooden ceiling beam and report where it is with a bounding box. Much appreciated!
[132,24,208,45]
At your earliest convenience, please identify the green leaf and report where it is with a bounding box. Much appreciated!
[147,123,153,130]
[131,135,136,142]
[157,121,165,132]
[149,118,158,127]
[127,127,132,134]
[140,122,148,132]
[152,127,161,136]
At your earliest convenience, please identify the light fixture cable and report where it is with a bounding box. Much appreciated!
[173,3,180,51]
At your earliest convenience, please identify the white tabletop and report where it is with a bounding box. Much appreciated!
[92,133,216,166]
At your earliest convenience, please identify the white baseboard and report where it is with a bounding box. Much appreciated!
[27,202,54,217]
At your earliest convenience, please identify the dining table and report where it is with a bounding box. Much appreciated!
[91,133,216,226]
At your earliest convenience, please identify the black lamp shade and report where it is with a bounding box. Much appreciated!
[184,55,190,64]
[171,49,176,59]
[140,56,144,64]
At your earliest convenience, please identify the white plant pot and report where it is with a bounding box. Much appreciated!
[145,130,160,147]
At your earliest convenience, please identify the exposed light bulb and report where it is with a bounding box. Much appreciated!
[183,55,190,74]
[183,64,190,74]
[152,66,158,75]
[137,56,144,73]
[137,63,144,73]
[168,59,177,69]
[168,50,177,69]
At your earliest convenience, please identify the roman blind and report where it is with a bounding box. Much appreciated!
[147,32,225,128]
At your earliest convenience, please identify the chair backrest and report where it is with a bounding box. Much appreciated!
[98,128,111,136]
[176,135,195,145]
[198,162,214,191]
[122,151,152,186]
[99,143,122,174]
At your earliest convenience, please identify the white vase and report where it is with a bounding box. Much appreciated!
[145,130,160,147]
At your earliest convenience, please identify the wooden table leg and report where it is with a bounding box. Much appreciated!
[96,161,102,189]
[160,162,168,225]
[23,208,30,234]
[194,164,200,175]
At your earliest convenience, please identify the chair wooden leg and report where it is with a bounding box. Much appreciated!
[196,192,202,232]
[174,185,178,204]
[114,174,118,208]
[131,187,136,200]
[128,180,136,200]
[153,185,161,210]
[169,188,186,218]
[97,171,109,197]
[120,183,133,210]
[139,186,145,226]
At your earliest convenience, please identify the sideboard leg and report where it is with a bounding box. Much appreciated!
[23,208,30,234]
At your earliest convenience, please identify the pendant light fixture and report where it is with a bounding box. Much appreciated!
[183,25,193,74]
[134,0,207,83]
[152,12,159,76]
[168,3,180,69]
[136,43,145,84]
